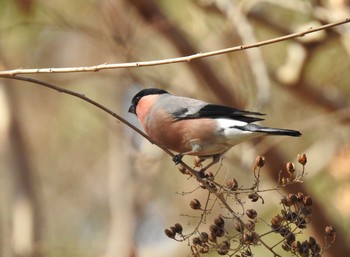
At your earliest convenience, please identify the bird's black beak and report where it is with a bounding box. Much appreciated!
[128,104,136,114]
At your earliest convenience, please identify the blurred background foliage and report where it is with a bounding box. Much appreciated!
[0,0,350,257]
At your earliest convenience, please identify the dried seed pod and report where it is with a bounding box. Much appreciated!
[286,233,296,245]
[192,237,201,245]
[220,240,230,249]
[248,192,259,202]
[298,240,310,255]
[200,232,209,243]
[312,243,321,254]
[308,236,316,246]
[242,232,253,244]
[286,162,296,174]
[246,209,258,219]
[254,155,265,168]
[300,206,312,217]
[214,216,225,227]
[218,241,230,255]
[303,196,313,206]
[226,178,238,191]
[279,227,290,237]
[164,228,175,239]
[209,224,225,237]
[271,215,283,229]
[173,223,183,234]
[325,225,336,237]
[298,154,307,166]
[190,199,201,210]
[288,194,299,204]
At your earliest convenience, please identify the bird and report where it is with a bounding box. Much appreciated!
[128,88,301,171]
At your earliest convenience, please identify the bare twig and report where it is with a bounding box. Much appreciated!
[0,18,348,76]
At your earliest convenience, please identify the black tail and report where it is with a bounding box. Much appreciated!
[233,124,302,137]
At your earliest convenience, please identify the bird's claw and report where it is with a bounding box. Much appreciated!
[173,154,183,164]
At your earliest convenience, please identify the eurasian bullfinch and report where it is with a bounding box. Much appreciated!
[129,88,301,169]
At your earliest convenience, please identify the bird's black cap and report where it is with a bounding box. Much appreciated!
[128,88,169,114]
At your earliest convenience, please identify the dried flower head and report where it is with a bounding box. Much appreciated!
[226,178,238,191]
[190,199,201,210]
[217,241,230,255]
[248,192,259,202]
[303,196,313,206]
[298,153,307,166]
[209,224,225,237]
[286,233,296,245]
[287,193,299,204]
[246,209,258,219]
[271,214,283,229]
[254,155,265,168]
[325,225,336,237]
[164,228,175,239]
[242,231,259,245]
[200,232,209,243]
[173,223,183,234]
[192,237,201,245]
[214,216,225,227]
[286,162,296,174]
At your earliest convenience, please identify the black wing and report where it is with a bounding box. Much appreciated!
[178,104,265,123]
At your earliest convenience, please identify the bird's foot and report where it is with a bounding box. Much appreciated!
[199,155,221,174]
[172,154,184,164]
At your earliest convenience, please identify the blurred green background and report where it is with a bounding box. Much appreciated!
[1,0,350,257]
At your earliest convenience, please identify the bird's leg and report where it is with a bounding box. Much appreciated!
[193,156,207,168]
[199,154,221,174]
[172,153,184,164]
[173,142,202,166]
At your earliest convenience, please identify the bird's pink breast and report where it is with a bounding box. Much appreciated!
[146,115,222,155]
[136,95,159,125]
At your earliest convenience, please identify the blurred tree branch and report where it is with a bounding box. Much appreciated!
[2,82,44,257]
